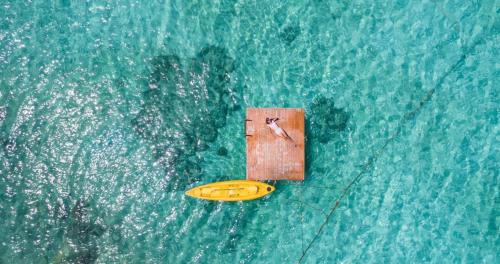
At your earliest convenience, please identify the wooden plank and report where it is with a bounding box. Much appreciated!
[246,108,305,181]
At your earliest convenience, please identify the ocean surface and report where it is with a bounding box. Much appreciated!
[0,1,498,263]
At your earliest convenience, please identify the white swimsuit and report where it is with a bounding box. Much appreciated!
[267,121,285,137]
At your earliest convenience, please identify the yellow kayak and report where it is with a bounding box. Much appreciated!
[185,180,275,201]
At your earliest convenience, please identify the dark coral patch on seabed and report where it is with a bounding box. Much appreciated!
[53,199,105,264]
[131,46,238,190]
[217,146,229,156]
[279,25,301,44]
[304,96,350,176]
[308,96,350,143]
[0,106,6,122]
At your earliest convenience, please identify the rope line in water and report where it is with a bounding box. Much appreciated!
[289,198,328,217]
[296,34,485,263]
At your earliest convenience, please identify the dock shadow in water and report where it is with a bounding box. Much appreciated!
[131,46,239,191]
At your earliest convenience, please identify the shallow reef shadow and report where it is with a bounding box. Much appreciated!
[53,199,106,264]
[131,46,239,191]
[305,96,350,173]
[279,25,301,45]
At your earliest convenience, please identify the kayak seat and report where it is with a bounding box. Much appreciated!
[248,186,258,193]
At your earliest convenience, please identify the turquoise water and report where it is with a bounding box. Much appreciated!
[0,0,498,263]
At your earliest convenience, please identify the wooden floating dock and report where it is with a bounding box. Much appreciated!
[245,108,305,181]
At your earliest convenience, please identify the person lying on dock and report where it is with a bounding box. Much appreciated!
[266,117,297,147]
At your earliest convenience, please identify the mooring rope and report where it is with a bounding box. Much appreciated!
[296,33,486,262]
[289,198,328,217]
